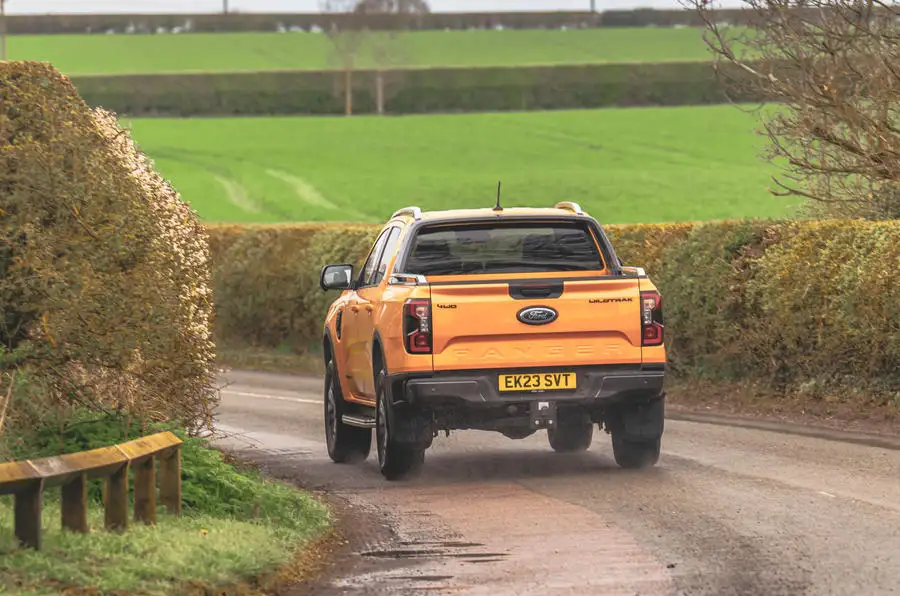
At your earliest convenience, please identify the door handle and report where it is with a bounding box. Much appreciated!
[363,304,374,313]
[350,305,360,313]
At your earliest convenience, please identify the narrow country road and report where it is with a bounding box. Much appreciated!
[214,370,900,596]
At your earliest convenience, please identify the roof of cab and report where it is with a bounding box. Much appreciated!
[389,203,587,223]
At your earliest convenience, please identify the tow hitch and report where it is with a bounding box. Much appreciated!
[529,400,557,430]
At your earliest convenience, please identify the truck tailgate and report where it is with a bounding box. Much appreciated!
[429,276,643,371]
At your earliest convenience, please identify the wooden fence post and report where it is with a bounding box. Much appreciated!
[14,480,43,549]
[133,456,156,525]
[61,473,89,533]
[158,446,182,516]
[105,463,129,532]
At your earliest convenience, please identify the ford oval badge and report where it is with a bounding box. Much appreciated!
[517,306,558,326]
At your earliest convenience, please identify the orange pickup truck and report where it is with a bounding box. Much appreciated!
[319,202,666,480]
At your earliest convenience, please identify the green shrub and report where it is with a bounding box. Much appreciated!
[211,224,378,350]
[0,61,216,441]
[299,226,381,346]
[652,221,777,379]
[745,220,900,399]
[70,61,763,117]
[211,225,324,349]
[605,222,696,279]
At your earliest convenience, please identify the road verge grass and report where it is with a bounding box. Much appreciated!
[216,342,322,376]
[0,415,332,596]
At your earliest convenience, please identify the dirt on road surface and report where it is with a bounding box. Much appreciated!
[214,370,900,596]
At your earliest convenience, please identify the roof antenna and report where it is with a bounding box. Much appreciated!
[493,181,503,212]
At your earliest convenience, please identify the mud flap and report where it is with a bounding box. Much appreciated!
[391,409,434,449]
[613,394,665,440]
[530,400,558,430]
[386,377,433,450]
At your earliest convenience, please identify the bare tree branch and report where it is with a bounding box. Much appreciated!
[683,0,900,219]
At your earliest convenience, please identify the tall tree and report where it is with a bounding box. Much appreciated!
[322,0,368,116]
[684,0,900,219]
[354,0,431,115]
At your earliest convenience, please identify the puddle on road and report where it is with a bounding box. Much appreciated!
[400,540,484,548]
[361,549,447,559]
[359,538,508,567]
[361,548,507,560]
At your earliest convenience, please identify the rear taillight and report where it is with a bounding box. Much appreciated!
[640,291,664,347]
[404,298,432,354]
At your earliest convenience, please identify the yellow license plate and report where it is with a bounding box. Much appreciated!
[498,372,577,392]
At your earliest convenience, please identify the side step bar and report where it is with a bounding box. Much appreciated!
[342,414,376,429]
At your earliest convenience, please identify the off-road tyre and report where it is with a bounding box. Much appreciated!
[324,359,372,464]
[375,369,425,481]
[607,397,664,469]
[547,420,594,453]
[611,435,661,469]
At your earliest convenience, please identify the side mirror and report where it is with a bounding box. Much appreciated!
[320,264,354,291]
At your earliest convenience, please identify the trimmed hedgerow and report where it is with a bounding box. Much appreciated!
[206,220,900,406]
[0,61,216,445]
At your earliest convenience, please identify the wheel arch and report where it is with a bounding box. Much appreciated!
[372,330,387,372]
[323,328,338,367]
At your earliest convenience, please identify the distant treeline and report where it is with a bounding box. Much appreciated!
[71,61,764,117]
[8,9,759,35]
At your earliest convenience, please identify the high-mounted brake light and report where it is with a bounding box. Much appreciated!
[404,298,432,354]
[640,291,664,347]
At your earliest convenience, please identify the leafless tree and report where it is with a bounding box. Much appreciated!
[355,0,431,115]
[322,0,369,116]
[683,0,900,219]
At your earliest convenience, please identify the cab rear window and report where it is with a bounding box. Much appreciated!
[403,222,605,276]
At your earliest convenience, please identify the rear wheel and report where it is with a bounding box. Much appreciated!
[607,397,665,469]
[611,435,660,469]
[547,420,593,453]
[375,368,425,481]
[324,359,371,464]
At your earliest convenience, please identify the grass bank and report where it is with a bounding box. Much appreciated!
[124,106,795,224]
[0,414,331,596]
[7,28,720,75]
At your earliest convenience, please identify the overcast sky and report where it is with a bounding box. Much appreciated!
[7,1,743,14]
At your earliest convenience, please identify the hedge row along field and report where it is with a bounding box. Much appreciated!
[12,29,723,75]
[207,220,900,407]
[2,8,761,36]
[73,61,761,117]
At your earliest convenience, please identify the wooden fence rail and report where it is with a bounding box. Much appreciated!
[0,431,183,549]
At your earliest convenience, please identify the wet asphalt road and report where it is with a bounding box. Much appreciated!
[214,370,900,596]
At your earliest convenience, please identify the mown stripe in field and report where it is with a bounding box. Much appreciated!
[264,169,337,210]
[212,173,262,214]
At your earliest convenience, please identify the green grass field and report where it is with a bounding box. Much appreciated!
[11,28,718,75]
[124,105,798,225]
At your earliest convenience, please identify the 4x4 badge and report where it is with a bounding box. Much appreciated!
[517,306,558,326]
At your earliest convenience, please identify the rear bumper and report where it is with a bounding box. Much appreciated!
[395,364,665,407]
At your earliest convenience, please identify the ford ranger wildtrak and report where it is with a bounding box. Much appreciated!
[319,202,666,480]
